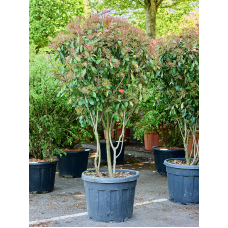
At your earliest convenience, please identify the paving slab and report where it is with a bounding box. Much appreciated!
[29,166,199,227]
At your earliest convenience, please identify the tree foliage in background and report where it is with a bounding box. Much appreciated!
[96,0,198,39]
[133,88,183,148]
[29,0,87,51]
[153,26,199,165]
[130,4,198,38]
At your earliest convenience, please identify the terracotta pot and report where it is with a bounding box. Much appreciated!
[116,126,130,145]
[104,124,130,145]
[75,127,95,141]
[75,134,82,141]
[89,136,95,141]
[144,131,164,151]
[187,130,199,158]
[104,129,115,139]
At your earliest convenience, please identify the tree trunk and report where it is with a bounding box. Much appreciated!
[145,0,157,39]
[106,114,113,177]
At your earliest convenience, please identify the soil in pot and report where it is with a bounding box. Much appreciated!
[29,159,58,194]
[29,158,57,162]
[84,171,134,178]
[152,146,185,175]
[82,169,139,222]
[57,148,90,178]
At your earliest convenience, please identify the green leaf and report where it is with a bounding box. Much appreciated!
[172,67,177,76]
[91,67,97,74]
[96,58,103,64]
[115,104,120,110]
[78,100,84,105]
[92,92,96,98]
[138,83,142,90]
[89,98,94,105]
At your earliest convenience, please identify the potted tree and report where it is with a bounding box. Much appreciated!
[134,88,185,175]
[154,26,199,204]
[51,14,155,222]
[29,50,82,193]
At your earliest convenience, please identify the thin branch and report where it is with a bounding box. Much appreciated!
[134,0,145,7]
[156,0,164,8]
[159,0,182,9]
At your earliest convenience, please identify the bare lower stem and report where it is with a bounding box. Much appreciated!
[106,114,113,177]
[89,110,101,177]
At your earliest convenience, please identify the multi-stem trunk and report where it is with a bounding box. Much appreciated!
[106,114,113,177]
[145,0,157,39]
[89,110,102,177]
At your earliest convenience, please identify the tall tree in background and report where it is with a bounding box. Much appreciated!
[29,0,88,50]
[96,0,198,39]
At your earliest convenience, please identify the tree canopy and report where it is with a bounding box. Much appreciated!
[95,0,198,38]
[29,0,88,50]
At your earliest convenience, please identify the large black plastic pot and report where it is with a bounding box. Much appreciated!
[100,141,126,164]
[57,148,90,178]
[82,169,139,222]
[29,160,58,194]
[164,158,199,204]
[152,146,185,175]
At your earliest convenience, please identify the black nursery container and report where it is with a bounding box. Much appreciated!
[29,160,58,194]
[82,169,139,222]
[57,148,90,178]
[152,146,185,175]
[164,158,199,204]
[100,141,126,164]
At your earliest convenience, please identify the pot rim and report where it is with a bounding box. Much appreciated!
[60,147,90,153]
[152,146,184,151]
[81,168,139,183]
[164,158,199,169]
[29,159,59,165]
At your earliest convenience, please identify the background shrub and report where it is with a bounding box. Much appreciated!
[29,51,90,159]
